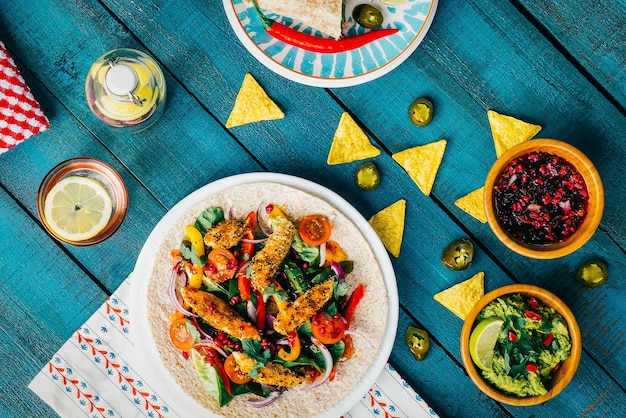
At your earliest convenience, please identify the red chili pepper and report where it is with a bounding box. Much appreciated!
[251,0,398,53]
[542,333,554,345]
[524,310,542,321]
[527,297,540,310]
[508,331,518,342]
[344,284,365,327]
[525,362,538,373]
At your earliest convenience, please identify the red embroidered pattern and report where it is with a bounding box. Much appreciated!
[368,388,400,418]
[76,330,165,417]
[47,362,106,417]
[105,298,130,327]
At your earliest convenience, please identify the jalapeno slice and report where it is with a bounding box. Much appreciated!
[352,5,384,29]
[405,326,430,361]
[354,162,381,191]
[576,259,608,288]
[408,98,433,127]
[441,239,474,270]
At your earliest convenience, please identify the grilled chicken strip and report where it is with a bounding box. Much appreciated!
[231,352,311,387]
[249,221,295,293]
[203,219,250,250]
[180,287,260,340]
[273,280,335,335]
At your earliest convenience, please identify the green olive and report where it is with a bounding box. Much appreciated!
[576,259,608,288]
[441,239,474,270]
[354,162,381,191]
[408,98,434,127]
[352,4,384,29]
[405,326,430,361]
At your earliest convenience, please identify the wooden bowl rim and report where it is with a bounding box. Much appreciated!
[484,139,604,259]
[460,284,582,406]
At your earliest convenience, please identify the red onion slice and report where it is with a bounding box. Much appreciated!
[242,237,268,244]
[244,390,282,408]
[330,261,345,283]
[303,337,333,390]
[194,339,228,358]
[247,300,257,322]
[345,329,374,348]
[168,269,195,316]
[256,202,273,236]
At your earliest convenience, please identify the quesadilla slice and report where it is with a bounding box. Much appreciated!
[254,0,344,39]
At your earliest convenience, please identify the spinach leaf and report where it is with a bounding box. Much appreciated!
[194,207,225,235]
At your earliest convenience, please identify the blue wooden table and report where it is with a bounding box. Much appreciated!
[1,1,625,417]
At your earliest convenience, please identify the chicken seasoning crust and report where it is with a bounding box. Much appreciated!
[144,182,389,417]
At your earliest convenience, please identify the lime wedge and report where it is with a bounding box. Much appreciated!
[44,176,113,242]
[469,318,503,371]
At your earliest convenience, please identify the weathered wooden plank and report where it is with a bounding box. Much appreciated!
[0,0,263,210]
[0,51,164,293]
[0,187,105,417]
[515,0,626,108]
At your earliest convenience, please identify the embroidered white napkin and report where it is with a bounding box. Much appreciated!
[29,274,438,417]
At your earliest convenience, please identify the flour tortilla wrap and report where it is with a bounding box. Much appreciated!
[145,182,388,417]
[251,0,344,39]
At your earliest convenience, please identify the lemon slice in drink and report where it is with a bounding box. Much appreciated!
[469,318,504,371]
[44,176,113,242]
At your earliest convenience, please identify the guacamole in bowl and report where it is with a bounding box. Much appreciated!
[477,294,572,397]
[460,284,581,406]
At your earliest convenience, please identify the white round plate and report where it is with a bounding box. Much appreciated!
[130,172,399,417]
[223,0,438,87]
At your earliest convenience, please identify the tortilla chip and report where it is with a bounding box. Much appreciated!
[487,110,542,157]
[327,113,380,165]
[225,73,284,128]
[455,186,487,223]
[368,199,405,258]
[392,139,447,196]
[434,272,485,320]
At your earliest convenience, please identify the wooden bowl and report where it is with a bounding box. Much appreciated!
[460,284,581,406]
[484,139,604,259]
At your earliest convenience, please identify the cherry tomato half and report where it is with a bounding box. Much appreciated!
[169,317,195,350]
[204,249,238,282]
[298,214,332,246]
[224,354,252,384]
[311,311,347,345]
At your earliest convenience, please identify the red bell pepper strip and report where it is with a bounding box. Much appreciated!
[199,346,232,395]
[344,284,365,327]
[237,264,251,301]
[241,211,256,260]
[250,0,399,53]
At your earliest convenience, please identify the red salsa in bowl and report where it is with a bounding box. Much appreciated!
[484,139,604,259]
[493,151,589,245]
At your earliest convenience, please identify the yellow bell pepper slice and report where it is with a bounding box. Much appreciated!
[187,263,204,289]
[185,225,205,256]
[278,333,301,362]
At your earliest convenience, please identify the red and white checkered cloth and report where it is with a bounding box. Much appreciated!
[0,41,49,155]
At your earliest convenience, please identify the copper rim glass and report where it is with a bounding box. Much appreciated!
[37,157,128,246]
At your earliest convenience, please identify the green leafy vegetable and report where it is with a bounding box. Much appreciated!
[191,350,233,407]
[263,284,288,303]
[194,207,225,235]
[242,339,271,378]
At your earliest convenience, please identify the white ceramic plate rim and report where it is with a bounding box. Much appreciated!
[130,172,399,417]
[223,0,439,88]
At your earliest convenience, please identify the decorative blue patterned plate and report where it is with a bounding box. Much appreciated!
[223,0,438,87]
